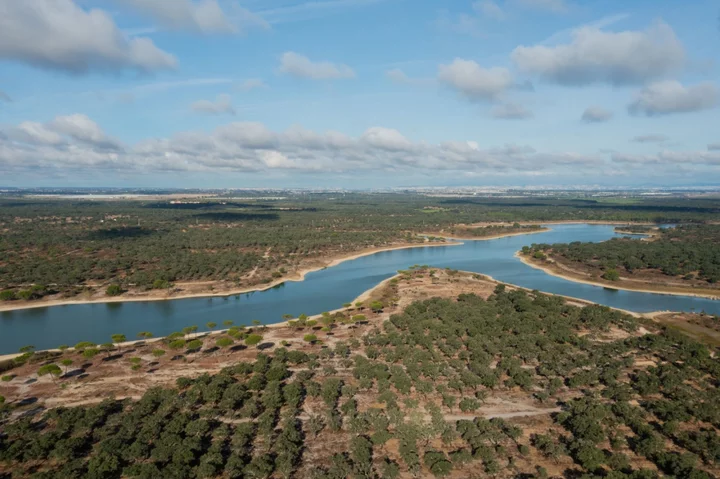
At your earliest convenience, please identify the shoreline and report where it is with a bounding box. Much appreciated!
[0,241,462,313]
[0,273,399,362]
[516,252,720,300]
[0,264,667,362]
[423,227,550,241]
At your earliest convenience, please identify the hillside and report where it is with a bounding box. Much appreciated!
[1,269,719,478]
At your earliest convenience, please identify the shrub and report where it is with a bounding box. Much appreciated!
[106,284,123,296]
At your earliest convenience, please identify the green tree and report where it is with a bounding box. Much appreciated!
[60,358,73,374]
[38,364,62,383]
[206,322,217,331]
[603,269,621,281]
[152,349,166,358]
[111,334,126,350]
[216,337,234,357]
[370,301,384,313]
[245,334,263,348]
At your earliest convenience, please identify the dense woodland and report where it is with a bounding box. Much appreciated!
[524,225,720,284]
[2,194,720,301]
[1,282,719,478]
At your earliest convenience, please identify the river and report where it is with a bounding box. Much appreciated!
[1,223,717,354]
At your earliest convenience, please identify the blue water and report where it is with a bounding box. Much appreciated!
[1,224,717,354]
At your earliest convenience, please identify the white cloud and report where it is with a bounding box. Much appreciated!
[49,114,123,150]
[631,134,668,143]
[438,59,513,101]
[475,1,504,20]
[0,0,177,74]
[612,150,720,166]
[1,115,624,178]
[118,0,268,34]
[216,122,277,149]
[512,21,684,86]
[628,81,718,116]
[491,102,533,120]
[581,107,613,123]
[6,114,122,152]
[279,52,355,80]
[360,127,414,152]
[236,79,268,91]
[510,0,568,13]
[11,122,66,146]
[191,94,236,115]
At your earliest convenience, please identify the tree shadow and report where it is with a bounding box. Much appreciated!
[230,345,247,353]
[62,369,86,379]
[101,354,124,362]
[87,226,154,240]
[17,397,38,407]
[193,212,280,222]
[147,368,158,374]
[17,406,45,420]
[24,378,37,385]
[204,347,219,355]
[257,342,274,351]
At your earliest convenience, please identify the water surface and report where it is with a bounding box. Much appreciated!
[1,224,717,354]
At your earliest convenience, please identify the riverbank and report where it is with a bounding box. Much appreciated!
[0,269,403,363]
[516,252,720,300]
[0,241,462,313]
[423,227,550,241]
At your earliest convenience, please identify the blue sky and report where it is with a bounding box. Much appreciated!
[0,0,718,188]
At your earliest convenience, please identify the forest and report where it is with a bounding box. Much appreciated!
[523,225,720,285]
[1,270,719,478]
[2,194,720,302]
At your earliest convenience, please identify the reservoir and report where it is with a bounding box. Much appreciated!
[1,223,717,354]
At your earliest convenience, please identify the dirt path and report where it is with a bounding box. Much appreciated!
[444,407,561,421]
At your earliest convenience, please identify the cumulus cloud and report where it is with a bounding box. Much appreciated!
[5,114,123,153]
[236,79,268,91]
[191,94,236,115]
[491,102,533,120]
[581,107,613,123]
[512,22,684,86]
[628,81,719,116]
[438,59,513,101]
[361,127,415,152]
[631,134,668,143]
[279,52,355,80]
[10,122,66,146]
[612,150,720,166]
[1,115,620,178]
[0,0,177,74]
[709,143,720,151]
[49,114,124,150]
[119,0,268,34]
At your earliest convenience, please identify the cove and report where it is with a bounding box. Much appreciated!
[1,223,718,355]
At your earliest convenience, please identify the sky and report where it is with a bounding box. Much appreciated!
[0,0,719,188]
